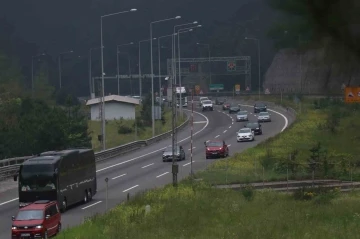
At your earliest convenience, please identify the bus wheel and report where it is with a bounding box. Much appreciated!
[87,190,92,201]
[61,199,67,212]
[83,191,89,203]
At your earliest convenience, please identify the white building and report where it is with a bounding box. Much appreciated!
[86,95,140,121]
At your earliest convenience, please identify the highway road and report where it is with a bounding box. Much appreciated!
[0,101,292,238]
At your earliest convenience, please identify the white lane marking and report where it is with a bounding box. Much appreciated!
[81,201,102,210]
[188,147,196,150]
[215,135,220,138]
[193,121,207,124]
[123,185,139,192]
[228,144,231,147]
[96,110,209,173]
[156,172,169,178]
[141,163,154,169]
[223,130,227,133]
[0,198,18,206]
[183,161,195,166]
[112,173,127,180]
[241,104,289,132]
[232,122,234,124]
[229,126,231,129]
[206,140,210,143]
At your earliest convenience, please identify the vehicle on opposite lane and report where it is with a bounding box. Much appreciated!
[258,111,271,122]
[215,98,227,105]
[11,200,61,239]
[237,127,255,142]
[222,102,230,110]
[236,110,249,122]
[229,104,241,114]
[244,122,263,135]
[162,146,186,162]
[204,140,229,159]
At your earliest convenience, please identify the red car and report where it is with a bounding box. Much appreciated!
[11,200,61,239]
[204,140,229,159]
[222,103,230,110]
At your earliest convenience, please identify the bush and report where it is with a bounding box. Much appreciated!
[241,184,255,201]
[292,186,340,205]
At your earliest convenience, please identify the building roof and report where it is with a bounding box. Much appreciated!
[86,95,140,106]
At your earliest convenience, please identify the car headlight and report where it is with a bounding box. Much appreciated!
[35,225,43,229]
[12,226,17,230]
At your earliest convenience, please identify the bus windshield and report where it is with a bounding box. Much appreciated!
[19,164,57,192]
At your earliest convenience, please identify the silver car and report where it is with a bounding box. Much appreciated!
[236,111,249,121]
[257,112,271,122]
[162,145,185,162]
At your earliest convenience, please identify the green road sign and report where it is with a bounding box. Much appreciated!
[209,84,224,90]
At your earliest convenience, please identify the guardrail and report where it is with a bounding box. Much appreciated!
[0,112,190,180]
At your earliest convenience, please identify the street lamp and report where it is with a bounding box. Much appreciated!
[172,21,198,84]
[117,51,132,95]
[177,25,202,118]
[31,53,46,97]
[89,46,103,98]
[158,33,177,105]
[100,8,137,151]
[58,50,73,88]
[245,36,261,100]
[150,16,181,137]
[196,42,211,85]
[117,42,134,95]
[138,38,156,98]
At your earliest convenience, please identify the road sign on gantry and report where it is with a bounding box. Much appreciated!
[209,84,224,91]
[227,60,236,72]
[345,87,360,103]
[235,84,240,95]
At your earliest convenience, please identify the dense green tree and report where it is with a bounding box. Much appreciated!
[33,62,55,104]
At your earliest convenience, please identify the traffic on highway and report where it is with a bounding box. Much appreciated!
[0,98,290,239]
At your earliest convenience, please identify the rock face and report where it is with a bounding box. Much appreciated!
[263,48,360,94]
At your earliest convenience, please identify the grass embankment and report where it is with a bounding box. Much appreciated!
[197,96,360,184]
[58,183,360,239]
[89,106,186,152]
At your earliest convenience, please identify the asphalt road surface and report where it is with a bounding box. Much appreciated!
[0,102,292,238]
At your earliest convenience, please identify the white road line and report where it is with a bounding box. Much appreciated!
[215,135,220,138]
[96,110,209,173]
[229,126,231,128]
[188,147,196,150]
[81,201,102,210]
[141,163,154,169]
[206,140,210,143]
[193,121,207,124]
[112,173,126,180]
[183,161,195,166]
[228,144,232,147]
[123,185,139,192]
[0,198,18,206]
[232,122,234,124]
[156,172,169,178]
[223,130,227,133]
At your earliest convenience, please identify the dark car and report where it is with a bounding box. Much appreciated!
[162,145,185,162]
[254,102,267,113]
[222,102,230,110]
[229,104,240,114]
[244,122,263,135]
[204,140,229,159]
[11,200,61,239]
[215,98,226,105]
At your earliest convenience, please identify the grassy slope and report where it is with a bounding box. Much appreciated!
[57,97,360,239]
[88,107,185,152]
[58,184,360,239]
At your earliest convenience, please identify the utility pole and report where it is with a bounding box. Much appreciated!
[171,74,178,187]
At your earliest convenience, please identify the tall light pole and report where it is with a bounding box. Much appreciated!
[138,38,156,98]
[100,8,137,151]
[118,51,133,95]
[245,37,261,100]
[196,43,211,85]
[89,47,102,98]
[177,25,202,118]
[172,21,198,85]
[150,16,181,137]
[116,42,133,95]
[31,53,46,97]
[158,33,176,105]
[58,50,73,89]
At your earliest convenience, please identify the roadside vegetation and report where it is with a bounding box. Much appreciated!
[57,182,360,239]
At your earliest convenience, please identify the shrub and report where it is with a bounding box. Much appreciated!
[241,184,255,201]
[292,186,340,204]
